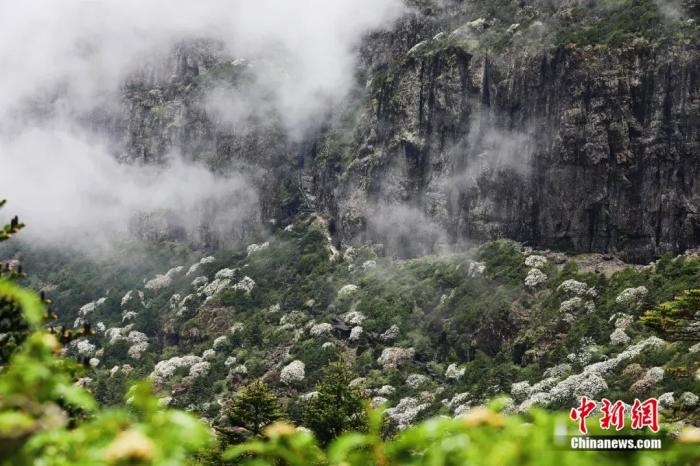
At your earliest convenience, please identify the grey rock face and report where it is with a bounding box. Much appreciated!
[312,35,699,262]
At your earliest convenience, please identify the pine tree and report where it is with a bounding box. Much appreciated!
[0,199,28,363]
[302,361,367,445]
[225,380,284,437]
[641,289,700,342]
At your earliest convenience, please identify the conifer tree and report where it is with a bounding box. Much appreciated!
[641,289,700,342]
[302,361,367,445]
[226,380,284,437]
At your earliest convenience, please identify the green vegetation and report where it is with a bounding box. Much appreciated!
[224,380,284,438]
[642,289,700,342]
[0,200,698,465]
[302,361,368,445]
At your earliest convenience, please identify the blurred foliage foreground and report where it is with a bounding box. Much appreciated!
[0,275,699,466]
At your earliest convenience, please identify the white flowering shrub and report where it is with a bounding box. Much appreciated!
[377,347,415,369]
[631,366,664,393]
[309,323,333,337]
[127,331,148,345]
[232,276,256,294]
[385,397,430,430]
[511,382,531,402]
[380,325,400,342]
[362,260,377,271]
[615,286,648,308]
[349,326,363,341]
[74,339,96,356]
[151,355,203,385]
[213,335,228,350]
[524,268,547,289]
[224,356,237,367]
[145,266,184,290]
[559,297,583,313]
[202,349,216,360]
[445,363,466,380]
[524,255,548,268]
[343,311,366,326]
[557,279,588,296]
[189,361,211,379]
[680,392,698,407]
[79,297,106,317]
[659,392,675,408]
[609,328,630,345]
[337,284,359,299]
[406,374,429,388]
[376,385,396,396]
[127,342,149,360]
[246,242,270,256]
[280,360,305,384]
[371,396,388,408]
[543,363,572,379]
[467,261,486,277]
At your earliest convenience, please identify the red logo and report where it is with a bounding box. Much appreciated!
[570,397,659,434]
[600,399,626,431]
[630,398,659,433]
[570,396,597,434]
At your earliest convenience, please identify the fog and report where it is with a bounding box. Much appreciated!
[0,0,405,249]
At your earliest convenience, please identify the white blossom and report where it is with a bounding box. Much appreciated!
[202,349,217,360]
[680,392,698,407]
[309,323,333,337]
[224,356,237,367]
[191,276,208,288]
[362,260,377,271]
[386,397,430,430]
[380,325,400,342]
[280,360,305,384]
[343,311,366,325]
[300,391,319,402]
[371,397,388,408]
[189,361,211,378]
[525,268,547,289]
[151,355,203,384]
[122,311,138,322]
[232,276,256,294]
[659,392,675,408]
[79,297,106,317]
[246,242,270,256]
[349,326,363,341]
[615,286,648,308]
[445,363,466,380]
[557,279,589,296]
[337,284,359,299]
[543,364,572,379]
[406,374,429,388]
[213,336,228,350]
[128,342,149,360]
[560,297,583,313]
[127,331,148,345]
[610,328,630,345]
[376,385,396,396]
[75,339,96,356]
[215,268,237,279]
[524,255,548,268]
[511,381,531,402]
[467,261,486,277]
[377,347,415,369]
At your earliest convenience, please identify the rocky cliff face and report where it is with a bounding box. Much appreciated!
[317,39,699,263]
[107,3,700,263]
